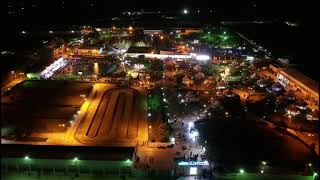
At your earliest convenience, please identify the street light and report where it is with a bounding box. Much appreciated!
[24,156,29,160]
[262,161,267,165]
[73,157,78,162]
[239,169,245,174]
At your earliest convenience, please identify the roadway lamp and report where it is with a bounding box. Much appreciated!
[239,169,245,174]
[24,156,29,160]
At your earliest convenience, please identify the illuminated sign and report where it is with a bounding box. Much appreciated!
[278,74,289,87]
[178,161,209,166]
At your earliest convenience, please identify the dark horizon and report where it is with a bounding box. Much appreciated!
[3,1,317,26]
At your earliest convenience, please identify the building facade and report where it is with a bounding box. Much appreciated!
[270,64,319,111]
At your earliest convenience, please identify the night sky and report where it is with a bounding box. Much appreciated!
[2,1,318,79]
[3,1,317,25]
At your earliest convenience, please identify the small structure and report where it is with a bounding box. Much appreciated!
[307,110,319,121]
[257,78,269,88]
[216,81,227,90]
[182,76,193,86]
[185,91,199,102]
[296,100,308,110]
[287,105,300,116]
[271,83,284,92]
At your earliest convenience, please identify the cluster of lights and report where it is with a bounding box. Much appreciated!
[189,130,199,141]
[40,57,67,79]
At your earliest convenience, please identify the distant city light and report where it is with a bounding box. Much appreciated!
[24,156,29,160]
[128,26,133,31]
[262,161,267,165]
[21,31,26,34]
[148,113,151,117]
[260,170,264,174]
[73,157,78,161]
[239,169,245,174]
[49,30,53,34]
[183,9,188,14]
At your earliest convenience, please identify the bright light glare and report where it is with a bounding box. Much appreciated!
[195,55,210,61]
[40,57,67,79]
[74,157,78,161]
[171,137,175,143]
[190,167,197,175]
[239,169,244,174]
[188,122,194,130]
[24,156,29,160]
[183,9,188,14]
[190,130,199,140]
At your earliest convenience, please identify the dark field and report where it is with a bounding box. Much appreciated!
[196,118,314,171]
[1,80,93,133]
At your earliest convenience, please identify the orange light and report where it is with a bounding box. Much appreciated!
[128,26,133,31]
[112,26,116,30]
[160,36,164,40]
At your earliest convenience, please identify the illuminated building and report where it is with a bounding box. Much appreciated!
[270,65,319,111]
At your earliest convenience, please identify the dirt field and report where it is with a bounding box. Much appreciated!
[1,80,93,133]
[76,85,148,147]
